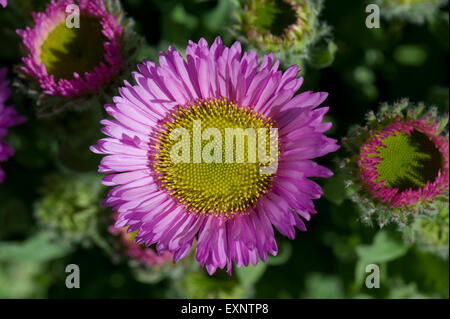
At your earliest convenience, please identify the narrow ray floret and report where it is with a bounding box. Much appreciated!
[0,0,7,8]
[91,37,339,275]
[0,67,26,183]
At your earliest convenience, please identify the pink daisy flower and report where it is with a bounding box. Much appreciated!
[91,37,339,275]
[109,213,173,268]
[0,0,7,9]
[0,67,26,183]
[359,118,449,208]
[16,0,123,98]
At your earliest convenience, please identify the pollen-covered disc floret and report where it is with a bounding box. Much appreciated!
[152,99,275,217]
[91,37,339,275]
[16,0,139,113]
[342,99,449,234]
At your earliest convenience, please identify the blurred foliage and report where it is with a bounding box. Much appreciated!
[172,270,252,298]
[34,172,108,247]
[0,0,448,299]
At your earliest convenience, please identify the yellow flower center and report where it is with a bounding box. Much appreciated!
[153,99,278,217]
[40,16,107,80]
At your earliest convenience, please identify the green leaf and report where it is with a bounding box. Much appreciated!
[323,173,350,205]
[236,262,267,287]
[356,231,409,264]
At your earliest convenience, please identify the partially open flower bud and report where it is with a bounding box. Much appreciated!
[231,0,335,68]
[342,99,449,237]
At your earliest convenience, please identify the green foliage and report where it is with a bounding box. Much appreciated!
[355,231,409,288]
[231,0,335,69]
[376,0,448,24]
[413,200,449,258]
[393,44,427,66]
[301,273,345,298]
[0,232,72,298]
[308,40,337,68]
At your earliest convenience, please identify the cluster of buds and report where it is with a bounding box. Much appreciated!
[14,0,141,116]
